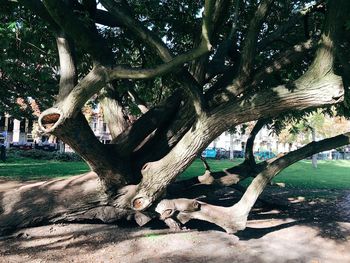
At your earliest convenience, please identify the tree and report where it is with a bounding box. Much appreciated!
[1,0,350,235]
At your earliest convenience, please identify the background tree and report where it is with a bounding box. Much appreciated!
[1,0,350,235]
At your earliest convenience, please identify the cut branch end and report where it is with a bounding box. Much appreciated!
[38,108,64,133]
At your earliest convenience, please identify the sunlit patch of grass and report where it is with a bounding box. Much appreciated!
[1,157,350,190]
[180,159,350,190]
[0,158,89,181]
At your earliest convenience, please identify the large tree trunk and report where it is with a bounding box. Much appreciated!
[0,173,131,235]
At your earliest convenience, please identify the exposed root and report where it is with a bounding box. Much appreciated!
[155,198,248,234]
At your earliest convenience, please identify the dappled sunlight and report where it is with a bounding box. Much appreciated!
[1,220,349,263]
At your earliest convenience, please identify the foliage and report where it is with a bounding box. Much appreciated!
[0,3,58,118]
[1,0,348,120]
[277,109,350,145]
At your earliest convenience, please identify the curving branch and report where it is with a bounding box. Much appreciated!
[100,0,216,114]
[156,131,350,233]
[38,65,109,133]
[130,67,343,211]
[108,45,211,80]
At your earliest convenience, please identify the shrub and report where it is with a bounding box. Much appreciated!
[53,152,83,162]
[17,149,55,160]
[5,148,83,162]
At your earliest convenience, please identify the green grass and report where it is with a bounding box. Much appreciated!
[272,159,350,189]
[180,159,243,180]
[1,158,350,190]
[0,158,89,181]
[179,159,350,190]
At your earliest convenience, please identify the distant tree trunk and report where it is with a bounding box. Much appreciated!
[229,133,234,160]
[311,128,318,168]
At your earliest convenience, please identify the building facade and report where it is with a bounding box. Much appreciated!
[208,127,299,154]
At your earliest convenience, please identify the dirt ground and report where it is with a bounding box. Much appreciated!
[0,184,349,263]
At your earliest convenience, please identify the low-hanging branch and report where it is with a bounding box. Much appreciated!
[155,132,350,233]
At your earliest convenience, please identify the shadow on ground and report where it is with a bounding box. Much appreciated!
[0,187,349,263]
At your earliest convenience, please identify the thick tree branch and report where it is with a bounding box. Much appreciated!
[52,113,132,191]
[131,64,343,210]
[99,84,130,140]
[56,32,78,101]
[38,65,109,133]
[112,92,182,155]
[130,97,196,172]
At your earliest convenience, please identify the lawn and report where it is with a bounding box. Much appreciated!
[180,159,350,190]
[0,158,89,181]
[1,158,350,189]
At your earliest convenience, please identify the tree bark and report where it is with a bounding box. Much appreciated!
[0,173,130,236]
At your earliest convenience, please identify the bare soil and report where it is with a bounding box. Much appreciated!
[0,181,349,263]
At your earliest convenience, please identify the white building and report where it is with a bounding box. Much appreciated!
[208,126,299,154]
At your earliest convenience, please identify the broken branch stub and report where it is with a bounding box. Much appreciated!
[131,196,151,211]
[38,107,64,133]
